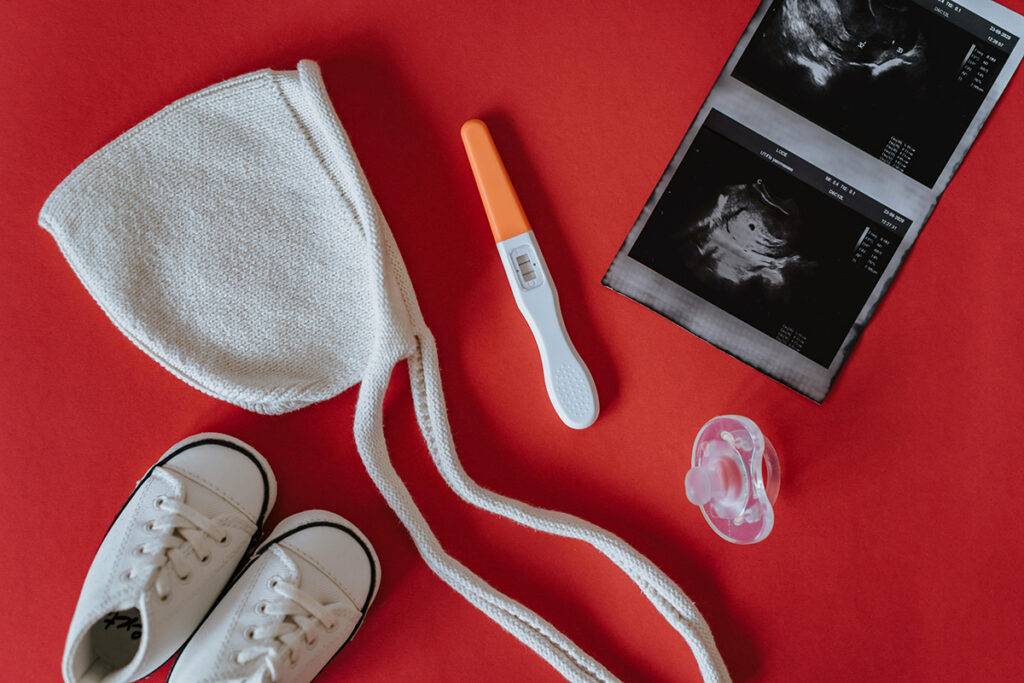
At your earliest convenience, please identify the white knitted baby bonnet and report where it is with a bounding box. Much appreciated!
[39,60,730,683]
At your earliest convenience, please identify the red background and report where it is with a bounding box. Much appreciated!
[3,1,1023,681]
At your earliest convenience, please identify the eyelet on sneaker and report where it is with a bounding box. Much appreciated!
[325,620,338,633]
[255,601,268,615]
[154,496,166,509]
[217,533,230,545]
[158,592,171,603]
[143,521,156,532]
[121,570,134,582]
[305,636,317,649]
[132,546,145,556]
[198,554,211,565]
[234,652,244,664]
[244,626,256,640]
[268,576,282,590]
[178,573,192,584]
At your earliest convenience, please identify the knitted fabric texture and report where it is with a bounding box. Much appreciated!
[39,60,730,683]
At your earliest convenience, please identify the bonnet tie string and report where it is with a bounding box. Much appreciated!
[352,351,614,682]
[407,329,731,683]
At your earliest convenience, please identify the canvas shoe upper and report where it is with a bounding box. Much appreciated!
[62,433,277,683]
[168,510,380,683]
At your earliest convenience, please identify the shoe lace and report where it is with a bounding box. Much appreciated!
[129,468,229,601]
[231,559,361,683]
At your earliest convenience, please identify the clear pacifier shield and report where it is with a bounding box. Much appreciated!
[687,415,780,544]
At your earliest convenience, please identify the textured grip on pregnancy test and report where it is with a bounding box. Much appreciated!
[551,355,598,428]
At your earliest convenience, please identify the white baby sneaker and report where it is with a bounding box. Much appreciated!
[62,433,277,683]
[168,510,380,683]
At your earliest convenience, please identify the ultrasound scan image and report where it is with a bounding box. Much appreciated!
[679,179,812,293]
[628,121,896,367]
[733,0,1014,186]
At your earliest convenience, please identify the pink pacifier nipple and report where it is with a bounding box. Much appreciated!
[686,415,780,544]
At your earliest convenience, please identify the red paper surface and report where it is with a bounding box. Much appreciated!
[2,1,1023,681]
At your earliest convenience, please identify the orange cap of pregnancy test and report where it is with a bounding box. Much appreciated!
[461,119,534,243]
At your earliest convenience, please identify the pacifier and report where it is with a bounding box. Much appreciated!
[685,415,780,544]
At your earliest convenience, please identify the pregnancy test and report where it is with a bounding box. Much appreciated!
[461,119,599,429]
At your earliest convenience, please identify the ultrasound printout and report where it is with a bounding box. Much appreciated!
[628,111,907,369]
[733,0,1018,187]
[604,0,1024,401]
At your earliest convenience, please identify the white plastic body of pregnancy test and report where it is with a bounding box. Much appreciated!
[496,231,599,429]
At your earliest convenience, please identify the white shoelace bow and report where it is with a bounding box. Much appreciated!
[228,548,361,683]
[129,468,229,601]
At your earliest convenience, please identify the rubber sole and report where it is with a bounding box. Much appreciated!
[155,432,279,527]
[256,509,381,610]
